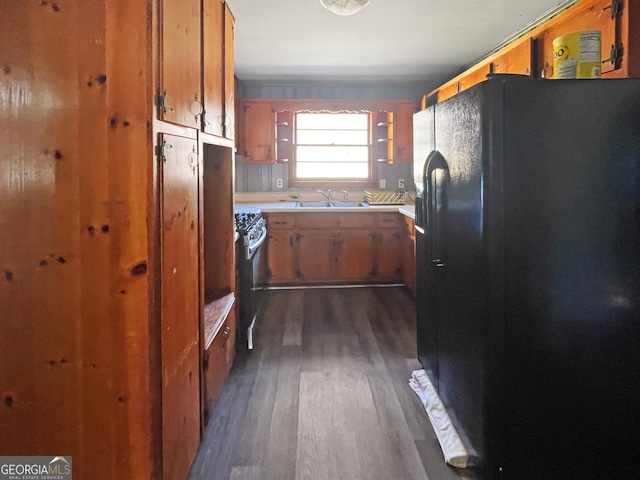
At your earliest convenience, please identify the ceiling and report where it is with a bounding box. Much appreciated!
[226,0,574,88]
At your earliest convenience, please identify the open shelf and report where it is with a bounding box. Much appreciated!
[276,111,294,163]
[373,110,394,163]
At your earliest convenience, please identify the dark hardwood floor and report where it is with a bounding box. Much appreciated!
[188,286,477,480]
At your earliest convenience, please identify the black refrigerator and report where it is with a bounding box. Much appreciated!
[413,76,640,480]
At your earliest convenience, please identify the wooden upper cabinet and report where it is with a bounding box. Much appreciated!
[241,101,276,163]
[203,0,224,137]
[491,38,532,75]
[160,0,201,128]
[223,3,235,139]
[458,64,491,93]
[536,0,619,78]
[202,0,235,139]
[394,103,415,164]
[437,81,460,103]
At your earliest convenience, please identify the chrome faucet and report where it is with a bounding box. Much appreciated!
[317,189,332,201]
[341,190,349,202]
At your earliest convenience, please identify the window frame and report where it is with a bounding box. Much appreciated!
[288,111,376,188]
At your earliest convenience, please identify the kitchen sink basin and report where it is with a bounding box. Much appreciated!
[295,201,333,208]
[295,201,369,208]
[331,201,369,208]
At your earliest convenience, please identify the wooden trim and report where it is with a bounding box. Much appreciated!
[199,130,234,148]
[152,118,199,139]
[624,0,640,77]
[241,98,416,113]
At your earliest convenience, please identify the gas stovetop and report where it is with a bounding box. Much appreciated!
[234,211,262,234]
[235,210,267,253]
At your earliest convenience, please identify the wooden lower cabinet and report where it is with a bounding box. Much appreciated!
[203,306,236,426]
[297,231,339,282]
[376,229,403,280]
[264,212,405,285]
[336,230,376,281]
[266,230,298,282]
[160,134,201,480]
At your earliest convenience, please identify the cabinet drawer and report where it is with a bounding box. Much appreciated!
[296,213,340,229]
[337,213,375,229]
[377,213,403,228]
[266,213,296,229]
[295,212,376,229]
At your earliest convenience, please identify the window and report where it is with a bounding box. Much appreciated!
[291,112,373,185]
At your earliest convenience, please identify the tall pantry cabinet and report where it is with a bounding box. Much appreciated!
[0,1,236,480]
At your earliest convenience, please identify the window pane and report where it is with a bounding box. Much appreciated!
[297,129,368,145]
[296,145,369,162]
[297,113,368,129]
[297,162,369,179]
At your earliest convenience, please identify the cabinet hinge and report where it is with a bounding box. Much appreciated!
[156,91,166,108]
[603,0,623,19]
[156,90,174,113]
[155,141,171,162]
[155,143,165,158]
[602,44,624,65]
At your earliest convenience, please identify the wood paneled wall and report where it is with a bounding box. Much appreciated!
[0,1,155,478]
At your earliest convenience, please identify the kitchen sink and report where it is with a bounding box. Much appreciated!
[295,201,369,208]
[331,201,369,208]
[295,201,333,208]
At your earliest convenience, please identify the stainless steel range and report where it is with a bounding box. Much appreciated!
[234,210,267,350]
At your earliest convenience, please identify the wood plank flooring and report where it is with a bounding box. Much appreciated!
[188,287,477,480]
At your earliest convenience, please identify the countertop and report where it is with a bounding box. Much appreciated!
[235,192,415,220]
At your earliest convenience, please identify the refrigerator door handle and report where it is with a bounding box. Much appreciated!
[415,193,426,234]
[424,150,450,268]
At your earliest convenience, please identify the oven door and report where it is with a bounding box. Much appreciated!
[239,226,267,350]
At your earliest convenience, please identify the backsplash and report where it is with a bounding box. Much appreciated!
[235,155,413,193]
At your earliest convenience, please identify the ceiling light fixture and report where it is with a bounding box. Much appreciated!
[320,0,371,16]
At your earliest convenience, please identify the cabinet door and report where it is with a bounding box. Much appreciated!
[203,319,226,425]
[458,64,491,92]
[394,103,415,164]
[266,231,298,283]
[438,81,460,103]
[376,230,403,282]
[202,310,235,426]
[336,230,376,281]
[160,0,201,128]
[203,0,224,137]
[297,232,337,282]
[537,0,619,77]
[492,38,532,75]
[159,134,200,480]
[242,102,275,164]
[223,2,235,139]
